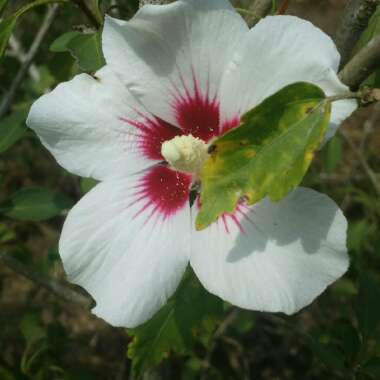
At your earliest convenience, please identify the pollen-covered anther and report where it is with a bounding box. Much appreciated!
[161,134,208,174]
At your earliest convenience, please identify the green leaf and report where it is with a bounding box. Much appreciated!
[332,278,357,296]
[0,366,18,380]
[309,338,346,370]
[20,313,46,346]
[355,275,380,339]
[50,30,105,72]
[331,320,361,361]
[0,0,67,59]
[357,374,374,380]
[196,82,331,230]
[128,269,223,377]
[0,187,73,221]
[231,310,256,334]
[0,17,17,59]
[355,6,380,86]
[355,6,380,52]
[365,70,380,88]
[362,357,380,379]
[0,0,9,15]
[322,135,342,173]
[19,313,50,375]
[64,368,96,380]
[80,177,98,194]
[0,108,28,153]
[49,31,81,52]
[67,30,105,71]
[270,0,281,13]
[29,66,56,94]
[0,222,16,243]
[347,221,378,254]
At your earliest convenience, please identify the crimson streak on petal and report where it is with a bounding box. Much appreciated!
[174,75,220,142]
[195,197,251,234]
[220,116,240,135]
[131,165,192,222]
[120,115,183,161]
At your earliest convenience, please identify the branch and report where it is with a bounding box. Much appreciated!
[338,34,380,89]
[0,5,59,119]
[335,0,380,68]
[71,0,102,28]
[0,252,93,309]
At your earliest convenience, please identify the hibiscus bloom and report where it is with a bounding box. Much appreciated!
[27,0,356,327]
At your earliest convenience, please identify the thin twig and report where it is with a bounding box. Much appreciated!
[338,34,380,89]
[339,130,380,196]
[0,252,93,309]
[7,35,40,82]
[0,5,59,119]
[335,0,380,68]
[71,0,102,28]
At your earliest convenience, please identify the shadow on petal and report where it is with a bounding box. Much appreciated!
[226,188,340,263]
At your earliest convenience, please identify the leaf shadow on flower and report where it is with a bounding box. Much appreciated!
[226,195,338,263]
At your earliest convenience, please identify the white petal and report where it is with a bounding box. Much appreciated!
[219,16,357,140]
[190,188,348,315]
[102,0,248,127]
[27,66,173,180]
[60,170,191,327]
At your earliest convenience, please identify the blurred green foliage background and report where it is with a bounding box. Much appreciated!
[1,0,380,379]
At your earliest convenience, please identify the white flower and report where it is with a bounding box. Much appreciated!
[27,0,356,327]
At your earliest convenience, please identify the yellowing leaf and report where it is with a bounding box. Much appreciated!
[196,82,331,230]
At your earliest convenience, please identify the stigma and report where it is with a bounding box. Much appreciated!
[161,134,208,174]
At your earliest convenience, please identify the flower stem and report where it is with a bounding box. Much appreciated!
[327,93,360,102]
[327,87,380,104]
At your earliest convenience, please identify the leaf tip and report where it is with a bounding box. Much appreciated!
[194,216,208,231]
